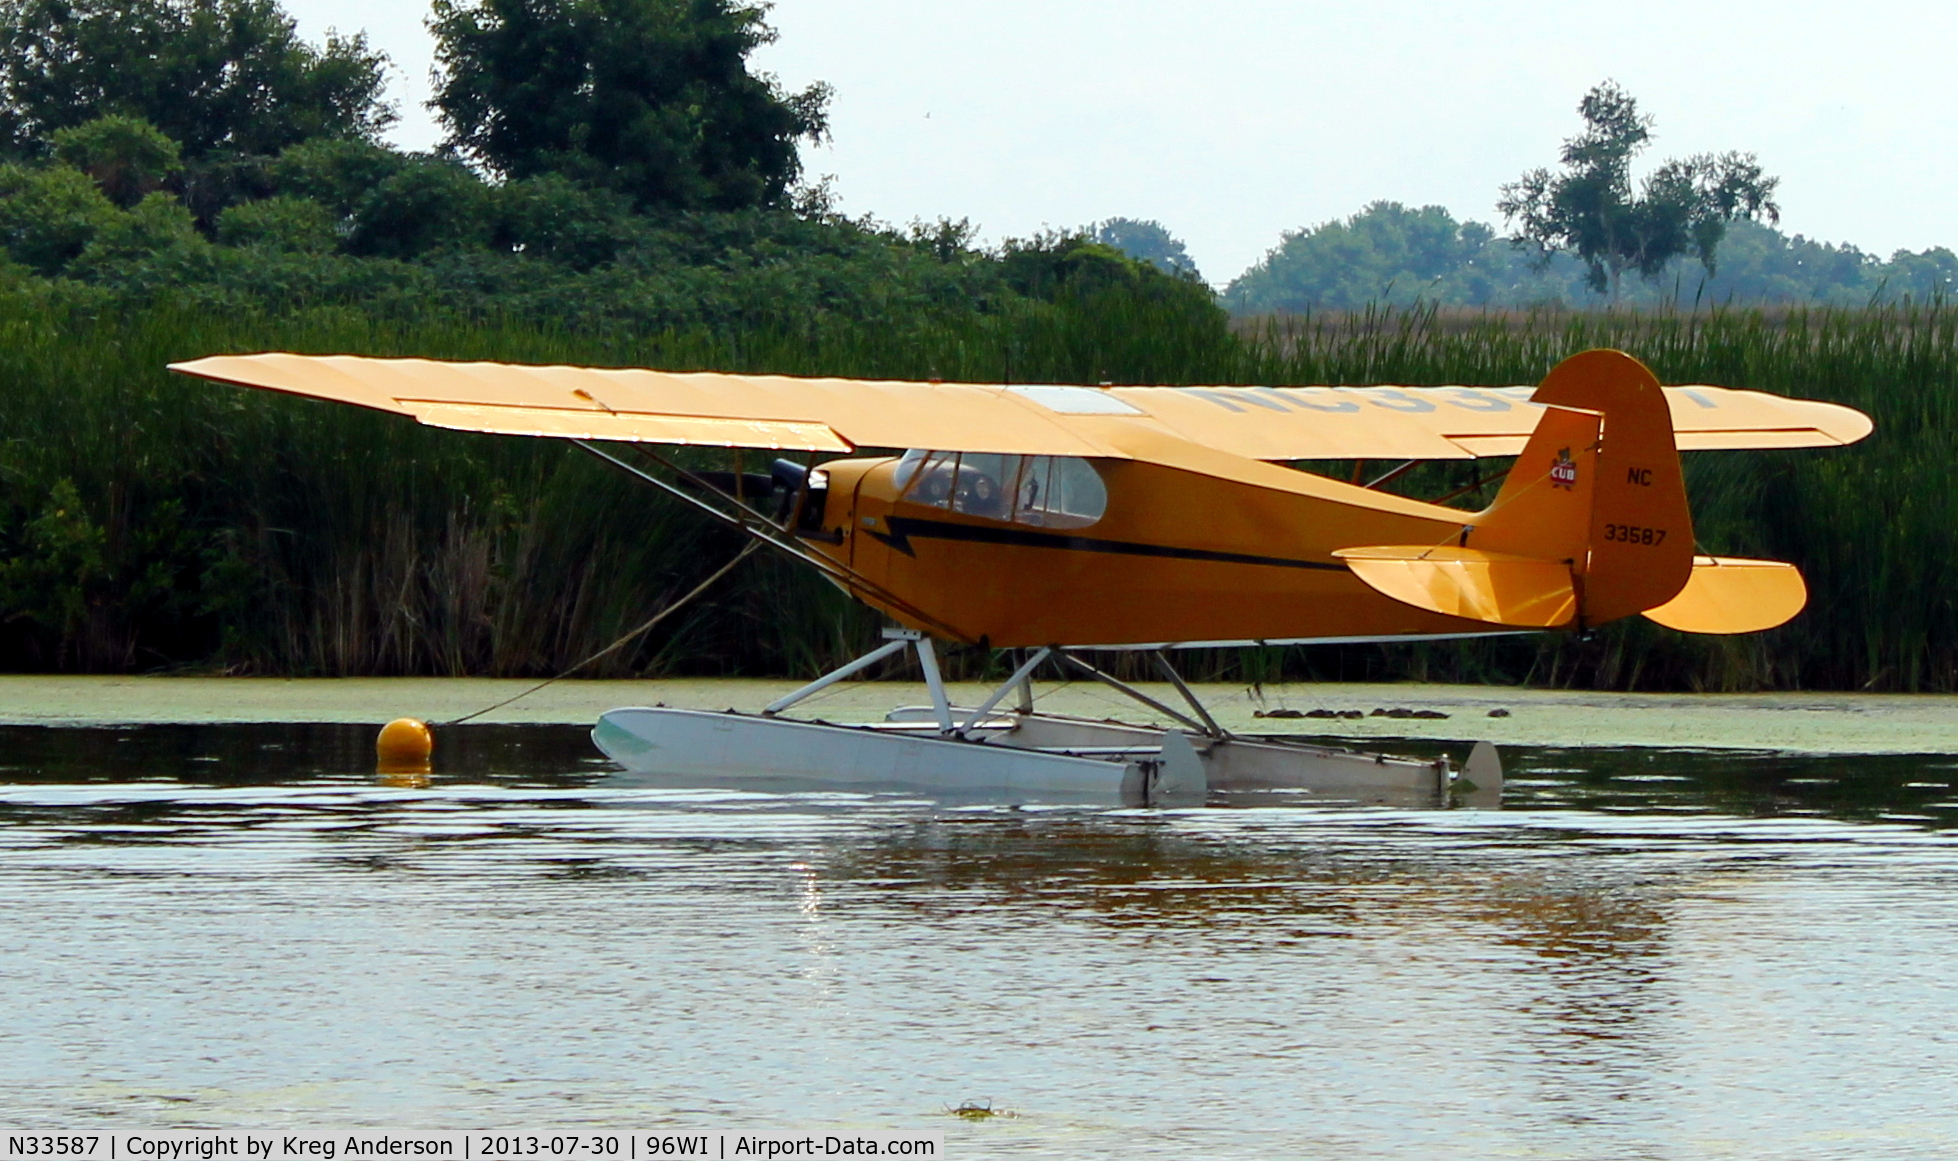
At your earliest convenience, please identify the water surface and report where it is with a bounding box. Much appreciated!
[4,724,1957,1159]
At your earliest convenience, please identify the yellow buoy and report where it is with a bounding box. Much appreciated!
[376,717,434,774]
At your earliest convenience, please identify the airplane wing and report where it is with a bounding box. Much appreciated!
[1107,383,1873,460]
[169,354,1121,457]
[169,353,1873,462]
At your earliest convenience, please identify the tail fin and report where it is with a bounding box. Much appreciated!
[1467,349,1694,626]
[1336,350,1698,631]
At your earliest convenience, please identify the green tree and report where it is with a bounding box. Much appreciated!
[215,194,337,252]
[270,137,406,217]
[70,190,206,276]
[1878,246,1958,302]
[1222,201,1562,313]
[0,163,118,272]
[347,156,493,258]
[997,230,1221,322]
[494,173,637,269]
[1499,81,1778,295]
[1092,217,1200,279]
[50,115,182,208]
[0,0,394,159]
[429,0,831,211]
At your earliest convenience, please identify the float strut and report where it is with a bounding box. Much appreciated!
[960,647,1053,734]
[914,635,954,733]
[764,633,911,716]
[766,628,959,733]
[1053,650,1209,735]
[1153,650,1227,739]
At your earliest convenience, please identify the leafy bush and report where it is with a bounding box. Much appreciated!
[494,174,638,269]
[0,163,116,272]
[71,192,204,275]
[347,156,494,258]
[50,115,183,207]
[269,138,406,218]
[215,195,338,253]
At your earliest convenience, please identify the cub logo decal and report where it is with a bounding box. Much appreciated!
[1549,447,1578,490]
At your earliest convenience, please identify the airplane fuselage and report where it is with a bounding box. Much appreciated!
[806,452,1499,648]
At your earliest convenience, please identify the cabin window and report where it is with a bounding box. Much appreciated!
[1013,456,1106,529]
[896,450,1106,529]
[951,452,1014,518]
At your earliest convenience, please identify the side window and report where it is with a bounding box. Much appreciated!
[897,451,1104,529]
[1014,457,1107,529]
[951,453,1018,519]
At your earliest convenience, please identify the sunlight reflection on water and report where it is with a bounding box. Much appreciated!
[1,724,1956,1159]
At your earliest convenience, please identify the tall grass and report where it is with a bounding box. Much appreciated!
[1232,304,1958,690]
[0,288,1952,690]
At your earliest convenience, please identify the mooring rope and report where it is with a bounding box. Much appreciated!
[443,540,762,726]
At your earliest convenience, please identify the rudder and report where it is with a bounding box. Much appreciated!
[1468,350,1694,627]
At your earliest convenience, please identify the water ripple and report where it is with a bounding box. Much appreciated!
[3,726,1958,1159]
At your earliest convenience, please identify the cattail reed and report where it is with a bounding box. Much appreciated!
[0,290,1947,690]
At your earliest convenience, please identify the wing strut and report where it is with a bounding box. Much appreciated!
[1364,460,1419,490]
[571,439,974,643]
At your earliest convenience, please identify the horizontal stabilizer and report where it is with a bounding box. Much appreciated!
[1334,546,1576,628]
[1641,556,1808,634]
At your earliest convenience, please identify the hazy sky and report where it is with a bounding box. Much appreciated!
[284,0,1956,284]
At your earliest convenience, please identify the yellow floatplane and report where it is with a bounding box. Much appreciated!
[171,349,1871,805]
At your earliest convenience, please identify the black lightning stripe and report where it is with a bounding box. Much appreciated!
[868,515,1347,571]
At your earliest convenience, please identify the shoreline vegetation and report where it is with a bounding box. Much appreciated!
[3,293,1953,692]
[0,3,1950,693]
[1223,205,1958,314]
